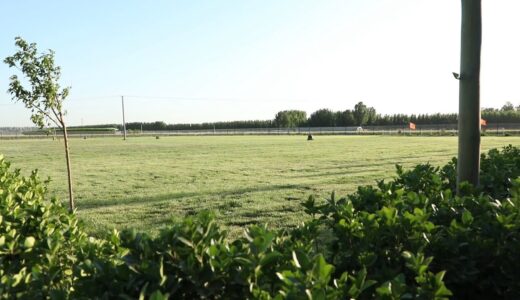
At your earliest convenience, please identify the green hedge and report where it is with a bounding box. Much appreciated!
[67,128,118,132]
[1,146,520,299]
[23,128,118,135]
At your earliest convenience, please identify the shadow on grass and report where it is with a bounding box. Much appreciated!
[286,155,450,180]
[227,220,258,227]
[79,183,311,210]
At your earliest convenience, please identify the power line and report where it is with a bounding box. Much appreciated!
[67,95,120,102]
[124,95,244,102]
[67,94,316,103]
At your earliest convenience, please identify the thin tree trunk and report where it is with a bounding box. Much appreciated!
[457,0,482,189]
[60,115,75,211]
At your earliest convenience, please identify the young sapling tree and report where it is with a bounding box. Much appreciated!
[4,37,75,211]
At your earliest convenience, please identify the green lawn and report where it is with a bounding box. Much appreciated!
[0,135,518,237]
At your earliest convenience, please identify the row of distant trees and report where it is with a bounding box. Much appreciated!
[127,120,274,131]
[258,101,516,128]
[76,101,520,131]
[275,101,520,127]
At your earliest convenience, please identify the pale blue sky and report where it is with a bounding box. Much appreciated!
[1,0,519,126]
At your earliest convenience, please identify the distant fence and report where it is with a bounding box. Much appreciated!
[120,123,520,137]
[1,123,520,139]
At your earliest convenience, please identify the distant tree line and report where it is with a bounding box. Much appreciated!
[74,101,520,131]
[272,101,520,127]
[481,102,520,123]
[123,120,274,131]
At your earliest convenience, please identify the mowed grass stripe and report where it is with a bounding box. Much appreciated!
[0,135,518,238]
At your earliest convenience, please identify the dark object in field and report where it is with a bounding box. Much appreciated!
[307,134,313,141]
[156,136,160,139]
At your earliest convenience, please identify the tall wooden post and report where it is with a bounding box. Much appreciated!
[122,96,127,140]
[457,0,482,188]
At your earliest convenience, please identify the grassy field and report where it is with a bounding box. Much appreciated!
[0,135,518,237]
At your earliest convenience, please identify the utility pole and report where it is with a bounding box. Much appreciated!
[121,96,127,140]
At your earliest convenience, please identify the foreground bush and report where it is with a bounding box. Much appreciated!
[304,150,520,299]
[0,155,84,298]
[1,146,519,299]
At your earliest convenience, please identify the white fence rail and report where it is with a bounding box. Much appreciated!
[1,123,520,138]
